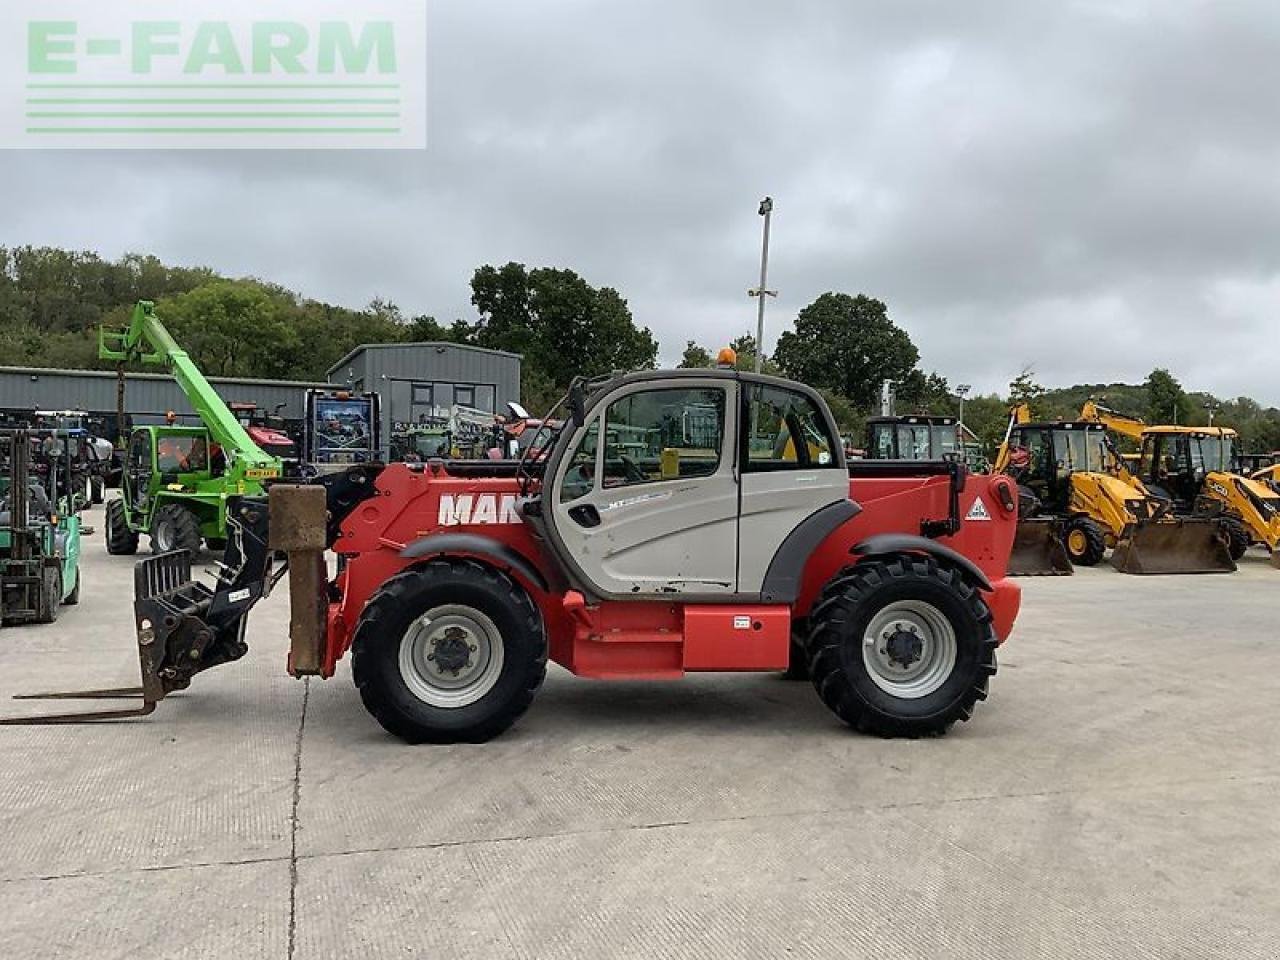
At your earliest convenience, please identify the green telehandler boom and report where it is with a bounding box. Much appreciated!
[100,301,282,557]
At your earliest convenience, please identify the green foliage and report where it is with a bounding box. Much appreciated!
[1144,368,1193,426]
[470,262,658,395]
[959,394,1010,453]
[896,369,952,414]
[1008,370,1050,420]
[0,249,660,415]
[819,388,864,437]
[678,341,712,369]
[773,293,918,410]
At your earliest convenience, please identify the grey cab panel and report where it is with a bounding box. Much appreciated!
[551,378,740,595]
[544,372,853,600]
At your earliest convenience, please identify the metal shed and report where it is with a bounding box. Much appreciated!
[326,341,522,457]
[0,365,328,436]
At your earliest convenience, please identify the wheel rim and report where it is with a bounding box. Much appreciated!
[862,599,957,699]
[1067,529,1088,556]
[398,604,505,708]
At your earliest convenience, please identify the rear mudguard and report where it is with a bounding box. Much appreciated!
[851,533,992,591]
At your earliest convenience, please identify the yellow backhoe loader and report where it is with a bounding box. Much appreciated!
[996,406,1235,575]
[1080,401,1279,569]
[1251,461,1280,495]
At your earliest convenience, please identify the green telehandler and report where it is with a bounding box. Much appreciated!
[101,301,282,556]
[1,430,83,625]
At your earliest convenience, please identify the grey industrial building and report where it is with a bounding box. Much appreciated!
[0,365,328,425]
[0,340,522,457]
[327,341,523,454]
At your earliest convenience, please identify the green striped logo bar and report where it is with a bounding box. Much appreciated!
[3,1,426,149]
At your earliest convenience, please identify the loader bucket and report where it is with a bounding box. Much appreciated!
[1109,519,1236,575]
[1007,518,1073,576]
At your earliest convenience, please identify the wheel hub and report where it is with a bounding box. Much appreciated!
[430,625,474,674]
[861,600,959,700]
[398,605,504,708]
[883,625,924,669]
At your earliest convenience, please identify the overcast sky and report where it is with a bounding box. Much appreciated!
[3,0,1279,404]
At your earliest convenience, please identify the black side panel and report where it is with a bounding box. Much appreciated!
[760,499,861,604]
[401,532,549,593]
[852,533,993,591]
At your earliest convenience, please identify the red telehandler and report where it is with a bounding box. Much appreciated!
[4,369,1022,741]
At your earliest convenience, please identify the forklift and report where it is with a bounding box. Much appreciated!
[0,430,82,626]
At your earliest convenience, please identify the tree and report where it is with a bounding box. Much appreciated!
[959,394,1010,455]
[1008,370,1049,420]
[1144,368,1192,425]
[678,341,712,368]
[470,262,658,390]
[773,293,918,410]
[896,370,952,414]
[154,281,302,379]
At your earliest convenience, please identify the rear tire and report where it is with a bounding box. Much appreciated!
[806,555,997,737]
[150,504,202,556]
[1064,516,1106,566]
[351,559,547,743]
[105,499,139,555]
[1219,516,1250,561]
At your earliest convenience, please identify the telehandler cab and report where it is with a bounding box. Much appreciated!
[2,369,1022,742]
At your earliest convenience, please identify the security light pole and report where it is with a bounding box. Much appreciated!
[957,383,971,427]
[748,197,777,374]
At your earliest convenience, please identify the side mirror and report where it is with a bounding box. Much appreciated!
[569,381,587,427]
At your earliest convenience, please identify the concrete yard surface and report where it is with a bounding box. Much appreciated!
[1,500,1277,959]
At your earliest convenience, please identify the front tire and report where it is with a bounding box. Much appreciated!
[1219,516,1250,561]
[806,556,997,737]
[105,499,139,555]
[90,476,105,505]
[351,559,547,743]
[1064,516,1106,566]
[63,566,80,605]
[36,567,62,624]
[150,504,202,556]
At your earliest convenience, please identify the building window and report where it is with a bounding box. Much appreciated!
[412,384,434,406]
[455,385,476,408]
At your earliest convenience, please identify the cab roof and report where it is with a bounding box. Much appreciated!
[1142,425,1238,437]
[1011,421,1105,432]
[867,415,957,426]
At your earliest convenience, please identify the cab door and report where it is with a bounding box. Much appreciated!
[124,430,153,512]
[548,379,739,596]
[736,382,850,594]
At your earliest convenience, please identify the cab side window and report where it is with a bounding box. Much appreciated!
[559,417,600,503]
[600,388,726,488]
[744,384,835,471]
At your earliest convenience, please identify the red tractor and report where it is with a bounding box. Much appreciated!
[5,370,1021,741]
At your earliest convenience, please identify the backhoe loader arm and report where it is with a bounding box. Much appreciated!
[993,404,1033,473]
[99,301,277,472]
[1079,400,1146,442]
